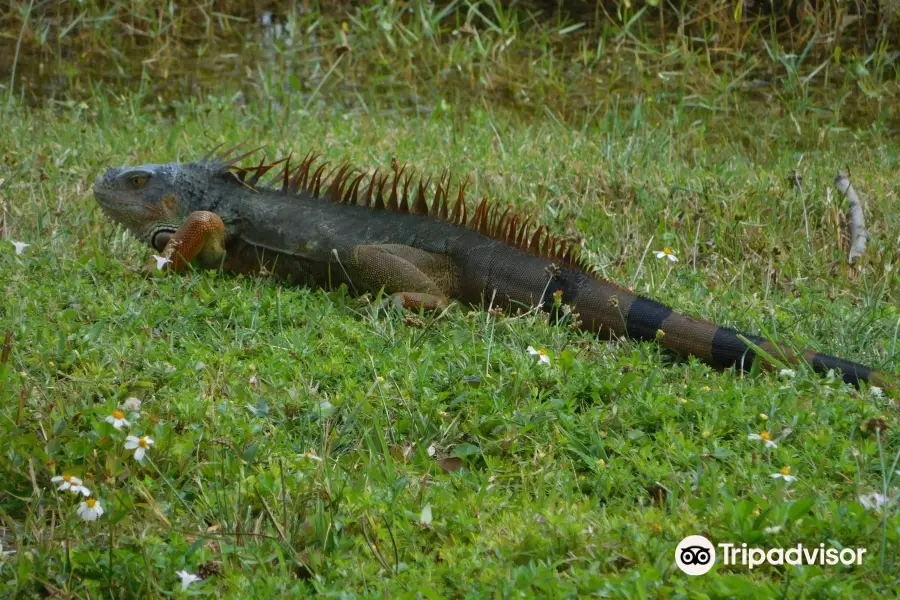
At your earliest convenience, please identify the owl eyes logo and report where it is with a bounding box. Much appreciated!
[675,536,716,575]
[680,545,712,565]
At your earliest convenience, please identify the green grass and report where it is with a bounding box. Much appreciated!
[2,2,900,598]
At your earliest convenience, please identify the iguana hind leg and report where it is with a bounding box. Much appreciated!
[349,244,453,310]
[156,211,226,272]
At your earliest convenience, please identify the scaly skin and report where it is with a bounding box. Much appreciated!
[93,147,897,394]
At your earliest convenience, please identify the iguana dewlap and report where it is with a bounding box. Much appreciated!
[93,145,895,393]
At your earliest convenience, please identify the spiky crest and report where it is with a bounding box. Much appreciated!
[213,146,587,271]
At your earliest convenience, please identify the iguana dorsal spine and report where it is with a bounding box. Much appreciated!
[228,147,587,271]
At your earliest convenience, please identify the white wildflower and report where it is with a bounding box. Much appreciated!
[176,570,202,591]
[77,497,104,521]
[152,255,171,270]
[10,240,30,255]
[105,409,130,430]
[748,431,778,449]
[770,466,797,484]
[51,474,91,497]
[420,504,433,526]
[124,435,154,462]
[121,397,142,413]
[653,247,679,262]
[859,492,891,513]
[526,346,551,365]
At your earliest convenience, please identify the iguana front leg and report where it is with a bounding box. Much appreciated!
[349,244,453,310]
[155,211,227,272]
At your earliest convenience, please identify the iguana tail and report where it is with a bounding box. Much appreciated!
[571,274,894,392]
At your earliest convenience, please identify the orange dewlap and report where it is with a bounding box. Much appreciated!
[161,210,226,272]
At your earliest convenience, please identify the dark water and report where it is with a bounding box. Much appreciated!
[2,20,263,106]
[2,5,896,133]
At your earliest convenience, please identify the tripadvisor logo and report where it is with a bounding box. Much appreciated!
[675,536,868,575]
[675,535,716,576]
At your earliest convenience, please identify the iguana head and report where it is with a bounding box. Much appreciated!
[94,162,203,251]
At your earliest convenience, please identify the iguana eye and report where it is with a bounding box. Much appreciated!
[129,175,148,188]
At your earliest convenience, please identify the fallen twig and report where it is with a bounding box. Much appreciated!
[1,330,11,365]
[834,171,867,264]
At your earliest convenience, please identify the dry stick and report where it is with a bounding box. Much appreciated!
[1,330,11,365]
[787,165,812,254]
[834,172,868,264]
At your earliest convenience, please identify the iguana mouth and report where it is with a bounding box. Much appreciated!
[93,170,129,213]
[93,194,148,222]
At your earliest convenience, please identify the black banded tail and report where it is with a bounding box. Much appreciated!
[615,290,887,390]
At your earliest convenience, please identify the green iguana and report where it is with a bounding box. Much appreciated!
[93,145,895,393]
